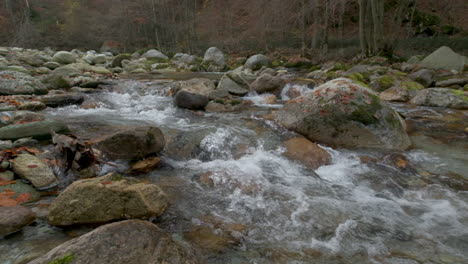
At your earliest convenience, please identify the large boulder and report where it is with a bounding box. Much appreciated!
[141,49,168,61]
[12,154,58,189]
[420,46,467,72]
[0,120,69,140]
[93,126,165,160]
[173,78,216,110]
[408,69,434,87]
[0,71,48,95]
[202,47,225,71]
[53,51,77,65]
[217,75,249,96]
[41,74,71,90]
[410,88,468,109]
[0,206,36,237]
[29,220,198,264]
[274,78,411,150]
[244,54,270,70]
[47,174,168,226]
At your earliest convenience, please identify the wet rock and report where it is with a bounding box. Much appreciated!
[6,111,45,124]
[0,181,41,204]
[205,100,244,112]
[29,220,198,264]
[184,225,241,252]
[93,126,165,160]
[274,78,411,150]
[141,49,168,61]
[244,54,270,70]
[47,174,168,226]
[17,101,47,111]
[0,120,69,140]
[408,69,434,87]
[175,90,209,110]
[251,73,284,94]
[0,140,13,150]
[283,137,331,169]
[410,88,468,109]
[12,154,58,189]
[13,137,39,148]
[172,78,215,110]
[129,157,161,175]
[435,78,467,88]
[202,47,225,71]
[40,94,85,108]
[52,51,76,65]
[0,71,48,95]
[0,205,36,237]
[420,46,467,71]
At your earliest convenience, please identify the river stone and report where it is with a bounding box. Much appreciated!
[0,120,69,140]
[0,206,36,237]
[44,61,61,70]
[410,88,468,109]
[29,220,198,264]
[93,126,165,160]
[217,75,248,96]
[173,78,216,110]
[251,73,284,94]
[435,78,467,87]
[111,53,132,68]
[12,154,58,189]
[40,94,85,108]
[17,101,47,111]
[53,51,76,65]
[0,171,14,181]
[0,71,48,95]
[47,174,169,226]
[175,90,210,110]
[283,137,331,169]
[41,74,71,90]
[408,69,434,87]
[274,78,411,150]
[0,181,41,204]
[420,46,467,72]
[142,49,168,61]
[244,54,270,70]
[379,86,415,102]
[203,47,225,71]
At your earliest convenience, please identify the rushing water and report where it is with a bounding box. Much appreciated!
[1,79,467,264]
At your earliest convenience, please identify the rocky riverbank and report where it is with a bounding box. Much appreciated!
[0,45,467,264]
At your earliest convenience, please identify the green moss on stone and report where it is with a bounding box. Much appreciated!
[349,94,382,125]
[48,253,74,264]
[401,80,424,90]
[309,65,320,72]
[463,84,468,91]
[326,71,338,79]
[346,73,369,88]
[451,89,468,101]
[331,62,348,71]
[377,75,395,90]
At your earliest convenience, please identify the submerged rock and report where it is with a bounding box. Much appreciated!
[93,126,165,160]
[0,206,36,237]
[283,137,331,169]
[0,71,48,95]
[274,78,411,150]
[0,120,69,140]
[0,181,41,204]
[12,154,58,189]
[47,174,168,226]
[410,88,468,109]
[29,220,198,264]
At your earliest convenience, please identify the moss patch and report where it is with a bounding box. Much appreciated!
[401,80,424,90]
[451,89,468,101]
[349,94,382,125]
[48,253,74,264]
[377,75,395,90]
[345,73,369,88]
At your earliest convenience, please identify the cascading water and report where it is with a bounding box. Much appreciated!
[2,79,467,264]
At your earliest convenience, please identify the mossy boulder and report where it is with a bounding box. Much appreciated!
[47,173,169,226]
[274,78,411,150]
[0,71,48,95]
[370,75,396,92]
[29,220,198,264]
[111,53,132,68]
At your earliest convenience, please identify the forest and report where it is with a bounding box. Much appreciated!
[1,0,467,58]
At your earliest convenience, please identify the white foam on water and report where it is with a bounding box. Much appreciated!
[280,83,313,101]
